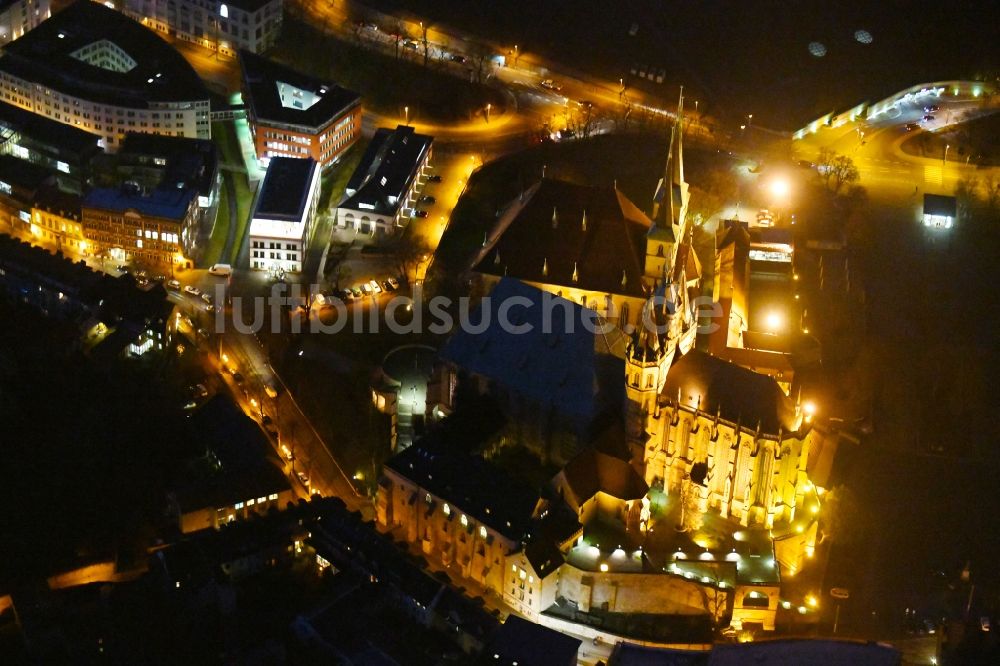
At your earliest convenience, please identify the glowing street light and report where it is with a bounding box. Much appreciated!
[404,105,409,124]
[485,103,491,123]
[764,311,783,332]
[769,177,790,199]
[803,401,817,423]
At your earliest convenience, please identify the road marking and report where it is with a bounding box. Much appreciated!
[924,164,943,186]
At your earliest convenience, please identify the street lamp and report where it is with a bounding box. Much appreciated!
[485,103,491,123]
[944,143,950,167]
[769,178,790,199]
[764,311,783,333]
[404,105,409,124]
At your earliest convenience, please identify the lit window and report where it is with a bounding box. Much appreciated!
[479,526,488,539]
[460,514,469,527]
[219,3,228,18]
[443,503,451,516]
[519,569,526,580]
[235,502,243,509]
[258,496,266,503]
[247,498,255,506]
[268,493,278,500]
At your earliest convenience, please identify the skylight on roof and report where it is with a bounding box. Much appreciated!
[70,40,137,74]
[276,81,323,112]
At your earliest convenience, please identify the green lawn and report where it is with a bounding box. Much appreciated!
[269,17,506,123]
[204,184,229,266]
[211,121,256,264]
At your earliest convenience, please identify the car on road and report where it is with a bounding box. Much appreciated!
[115,264,128,273]
[540,79,562,91]
[152,274,166,283]
[579,100,594,109]
[190,384,209,399]
[202,303,215,313]
[264,382,279,399]
[427,174,442,182]
[922,114,935,122]
[200,293,213,305]
[369,280,382,294]
[413,210,429,218]
[905,122,920,131]
[449,53,467,64]
[232,372,244,385]
[419,195,436,204]
[924,105,940,113]
[296,471,310,487]
[209,263,232,277]
[403,39,418,50]
[184,285,201,296]
[166,279,181,290]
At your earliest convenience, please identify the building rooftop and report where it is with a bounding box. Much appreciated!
[0,1,208,108]
[923,193,957,217]
[660,350,799,436]
[0,154,56,195]
[341,125,432,217]
[383,436,541,542]
[0,99,103,157]
[486,615,581,666]
[174,395,290,513]
[440,278,624,422]
[239,50,360,132]
[33,185,82,222]
[472,178,654,298]
[250,156,318,239]
[707,639,900,666]
[219,0,279,12]
[119,133,218,198]
[556,448,648,512]
[607,642,709,666]
[82,183,195,221]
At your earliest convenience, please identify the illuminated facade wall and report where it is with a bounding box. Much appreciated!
[0,0,49,45]
[122,0,283,57]
[0,72,210,150]
[82,197,198,266]
[641,406,812,529]
[31,202,87,256]
[377,467,519,596]
[252,105,362,169]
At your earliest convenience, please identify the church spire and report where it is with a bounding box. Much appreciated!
[651,87,685,230]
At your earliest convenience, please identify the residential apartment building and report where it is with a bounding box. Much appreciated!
[248,156,319,274]
[31,186,86,256]
[0,0,49,45]
[121,0,283,57]
[0,1,210,151]
[0,153,53,233]
[240,50,361,169]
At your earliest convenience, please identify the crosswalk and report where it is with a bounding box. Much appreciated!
[923,164,943,187]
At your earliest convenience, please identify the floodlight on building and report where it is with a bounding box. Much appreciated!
[803,401,816,423]
[765,311,783,332]
[769,178,790,198]
[599,563,609,573]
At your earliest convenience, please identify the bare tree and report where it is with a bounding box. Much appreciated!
[391,234,431,283]
[825,153,859,193]
[468,42,492,83]
[687,167,739,225]
[420,23,430,67]
[983,172,1000,213]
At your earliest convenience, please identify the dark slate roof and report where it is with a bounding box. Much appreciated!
[473,178,653,298]
[119,133,218,198]
[523,538,564,580]
[660,350,798,436]
[174,395,290,512]
[440,278,624,422]
[0,99,102,156]
[239,50,360,132]
[486,615,581,666]
[222,0,277,11]
[383,437,540,542]
[341,125,432,217]
[707,640,900,666]
[33,186,82,222]
[0,1,208,108]
[558,448,648,509]
[608,643,709,666]
[83,183,195,221]
[923,193,957,217]
[253,156,318,221]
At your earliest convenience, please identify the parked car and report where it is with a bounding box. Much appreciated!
[200,293,213,305]
[387,277,400,290]
[209,263,232,277]
[360,283,373,295]
[351,286,363,298]
[167,279,181,290]
[419,195,436,204]
[905,122,919,131]
[369,280,382,294]
[427,174,442,182]
[232,372,245,384]
[381,280,396,292]
[922,114,935,122]
[924,104,940,112]
[152,274,166,283]
[403,39,418,50]
[540,79,562,91]
[414,210,429,218]
[115,264,129,273]
[339,288,354,302]
[449,53,467,64]
[296,471,310,487]
[202,303,215,313]
[184,285,201,296]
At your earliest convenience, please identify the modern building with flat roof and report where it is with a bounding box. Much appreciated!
[336,125,433,238]
[249,156,319,274]
[118,132,220,209]
[0,0,49,46]
[240,50,361,170]
[0,1,210,151]
[82,183,198,268]
[0,99,103,191]
[121,0,283,57]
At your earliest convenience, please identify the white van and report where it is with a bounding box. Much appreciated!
[209,263,232,277]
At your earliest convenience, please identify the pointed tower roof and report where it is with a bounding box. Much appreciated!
[650,88,687,239]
